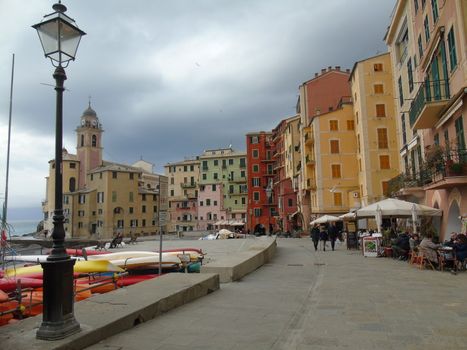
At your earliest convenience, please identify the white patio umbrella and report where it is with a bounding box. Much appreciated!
[310,215,341,225]
[356,198,442,218]
[339,212,356,220]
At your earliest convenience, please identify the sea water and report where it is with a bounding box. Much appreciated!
[4,220,39,236]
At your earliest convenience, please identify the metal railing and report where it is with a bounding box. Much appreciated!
[387,148,466,195]
[409,79,450,127]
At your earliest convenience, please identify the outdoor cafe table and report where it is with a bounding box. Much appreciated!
[437,246,455,271]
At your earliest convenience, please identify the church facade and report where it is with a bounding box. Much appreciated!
[42,105,168,239]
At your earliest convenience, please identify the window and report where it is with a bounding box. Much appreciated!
[424,16,430,42]
[142,205,146,213]
[241,197,246,205]
[184,165,187,172]
[448,27,458,71]
[142,194,146,201]
[63,195,69,204]
[331,164,341,178]
[97,192,104,203]
[69,162,76,169]
[414,0,418,12]
[251,136,259,144]
[129,173,134,180]
[80,134,84,147]
[374,63,383,72]
[330,140,340,154]
[377,128,388,149]
[69,177,76,192]
[418,35,423,59]
[329,120,338,131]
[401,114,407,145]
[253,192,260,201]
[202,173,207,180]
[129,207,134,214]
[213,173,218,180]
[202,160,208,170]
[212,184,216,191]
[112,171,117,179]
[214,200,217,206]
[376,104,386,117]
[241,170,246,178]
[200,201,203,206]
[190,165,194,171]
[434,133,440,146]
[382,181,389,195]
[112,191,117,202]
[252,149,259,158]
[346,120,355,130]
[79,194,86,204]
[380,155,390,169]
[129,192,134,202]
[254,208,262,217]
[252,178,260,187]
[431,0,438,22]
[455,117,465,150]
[374,84,384,94]
[398,77,404,106]
[288,198,293,207]
[407,58,414,92]
[240,158,246,168]
[333,192,342,206]
[253,164,259,173]
[206,199,211,206]
[213,160,218,166]
[92,135,97,147]
[229,159,234,165]
[357,134,361,153]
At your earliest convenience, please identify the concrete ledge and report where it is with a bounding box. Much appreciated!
[201,238,276,282]
[0,273,219,350]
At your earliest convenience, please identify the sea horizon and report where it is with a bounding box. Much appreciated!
[3,219,41,237]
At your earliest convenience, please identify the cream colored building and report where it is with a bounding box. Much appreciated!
[42,105,168,239]
[164,159,200,233]
[350,53,401,207]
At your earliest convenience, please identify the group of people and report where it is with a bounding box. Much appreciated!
[310,223,340,251]
[391,229,467,271]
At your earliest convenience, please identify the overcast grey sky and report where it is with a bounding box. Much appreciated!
[0,0,395,215]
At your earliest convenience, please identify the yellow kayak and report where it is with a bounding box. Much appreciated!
[5,260,123,277]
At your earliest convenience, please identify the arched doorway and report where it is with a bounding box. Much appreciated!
[446,200,461,241]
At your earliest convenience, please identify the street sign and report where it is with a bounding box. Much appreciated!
[158,211,168,225]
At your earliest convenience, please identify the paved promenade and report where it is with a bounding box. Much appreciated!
[88,238,467,350]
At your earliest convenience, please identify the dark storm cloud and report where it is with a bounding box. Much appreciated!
[0,0,396,207]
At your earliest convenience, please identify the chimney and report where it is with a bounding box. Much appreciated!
[321,68,326,74]
[335,66,341,71]
[328,66,332,71]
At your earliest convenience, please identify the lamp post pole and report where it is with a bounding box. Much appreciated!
[33,2,85,340]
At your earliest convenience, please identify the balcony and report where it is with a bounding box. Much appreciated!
[180,182,196,189]
[304,132,313,146]
[409,79,450,129]
[296,161,301,172]
[306,178,316,190]
[388,148,467,194]
[305,154,315,165]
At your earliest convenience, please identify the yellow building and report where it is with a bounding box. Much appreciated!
[307,101,359,216]
[350,53,401,207]
[164,159,200,233]
[42,105,168,239]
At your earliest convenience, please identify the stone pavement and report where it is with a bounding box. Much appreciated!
[87,238,467,350]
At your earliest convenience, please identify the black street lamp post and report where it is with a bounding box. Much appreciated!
[33,1,85,340]
[265,179,273,235]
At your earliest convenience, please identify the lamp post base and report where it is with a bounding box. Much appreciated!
[36,259,80,340]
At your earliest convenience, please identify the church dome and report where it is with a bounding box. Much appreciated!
[82,105,97,117]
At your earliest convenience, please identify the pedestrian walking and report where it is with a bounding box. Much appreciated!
[329,223,339,251]
[310,224,320,251]
[319,225,328,251]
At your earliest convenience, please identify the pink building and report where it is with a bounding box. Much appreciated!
[197,183,226,231]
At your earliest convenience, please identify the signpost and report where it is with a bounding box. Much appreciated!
[158,210,167,275]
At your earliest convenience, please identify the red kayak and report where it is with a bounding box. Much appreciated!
[65,248,108,257]
[0,277,43,292]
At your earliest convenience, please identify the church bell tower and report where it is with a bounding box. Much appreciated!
[76,103,103,189]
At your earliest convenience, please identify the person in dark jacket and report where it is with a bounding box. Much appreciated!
[391,231,411,259]
[328,223,339,251]
[319,225,329,251]
[310,224,320,251]
[454,234,467,264]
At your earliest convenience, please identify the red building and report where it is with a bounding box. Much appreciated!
[246,131,276,234]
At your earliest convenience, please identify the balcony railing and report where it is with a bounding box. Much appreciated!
[388,148,467,195]
[180,182,196,189]
[409,79,450,129]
